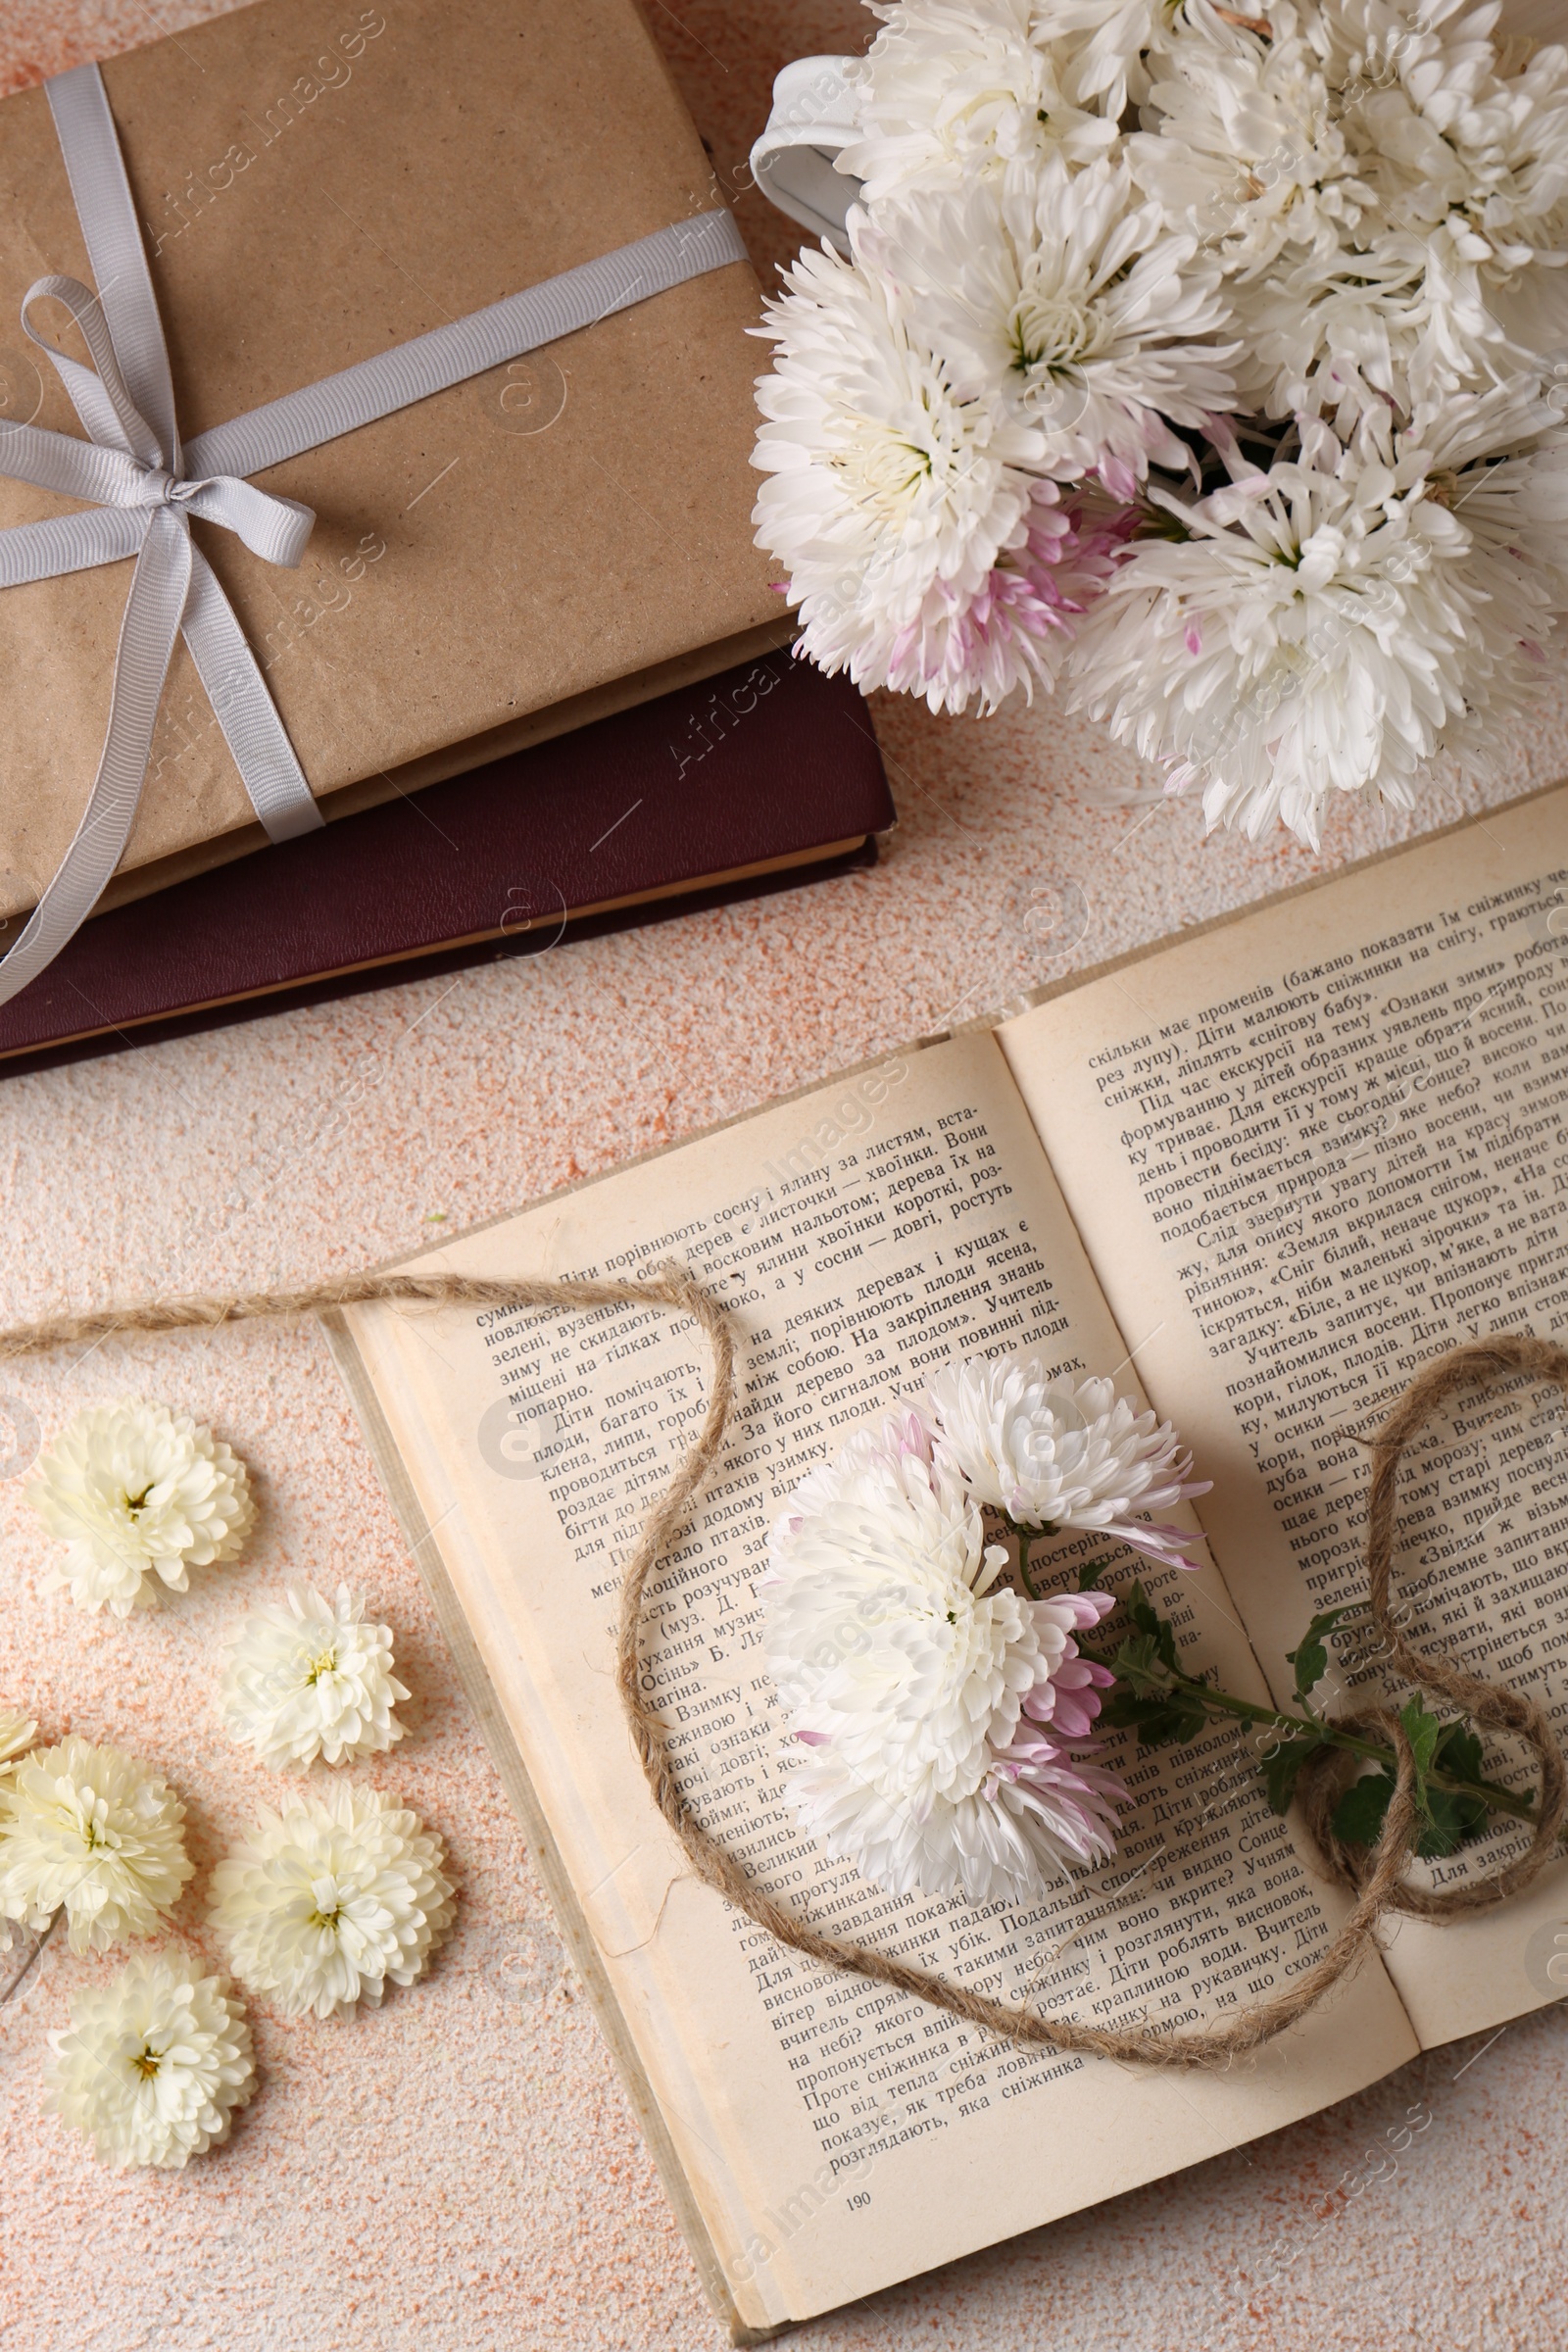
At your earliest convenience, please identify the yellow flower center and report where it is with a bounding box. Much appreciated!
[1008,288,1107,378]
[831,424,931,520]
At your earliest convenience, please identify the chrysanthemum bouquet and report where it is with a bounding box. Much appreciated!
[751,0,1568,844]
[762,1367,1211,1901]
[761,1351,1546,1906]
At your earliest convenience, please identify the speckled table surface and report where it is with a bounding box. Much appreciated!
[0,3,1565,2348]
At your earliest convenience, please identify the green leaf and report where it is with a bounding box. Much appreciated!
[1330,1715,1495,1859]
[1283,1604,1362,1706]
[1102,1690,1208,1748]
[1121,1582,1183,1673]
[1104,1586,1205,1745]
[1396,1691,1447,1847]
[1126,1582,1160,1639]
[1432,1721,1485,1784]
[1109,1632,1170,1700]
[1417,1723,1492,1859]
[1415,1782,1491,1860]
[1259,1735,1324,1816]
[1399,1692,1444,1783]
[1332,1770,1396,1848]
[1076,1557,1114,1592]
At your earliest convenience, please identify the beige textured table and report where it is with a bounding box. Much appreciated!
[0,3,1565,2346]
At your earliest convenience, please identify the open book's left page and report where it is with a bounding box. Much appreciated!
[339,1032,1415,2331]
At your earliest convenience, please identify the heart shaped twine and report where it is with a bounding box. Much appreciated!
[3,1274,1564,2070]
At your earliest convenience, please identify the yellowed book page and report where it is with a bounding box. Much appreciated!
[998,785,1568,2050]
[342,1031,1414,2328]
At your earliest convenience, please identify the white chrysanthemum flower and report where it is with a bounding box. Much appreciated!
[1133,0,1568,411]
[220,1583,410,1770]
[27,1399,255,1617]
[872,159,1238,496]
[764,1406,1123,1902]
[0,1708,37,1956]
[866,480,1140,712]
[1131,4,1376,273]
[839,0,1132,205]
[1051,0,1170,115]
[210,1785,456,2020]
[1331,0,1568,282]
[47,1952,254,2171]
[1228,234,1520,423]
[748,0,1568,811]
[927,1357,1210,1569]
[1068,392,1568,842]
[0,1737,194,1954]
[0,1708,35,1769]
[752,220,1062,697]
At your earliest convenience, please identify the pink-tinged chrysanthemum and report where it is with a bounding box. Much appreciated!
[752,217,1105,714]
[881,483,1139,712]
[926,1355,1210,1570]
[1067,390,1568,845]
[763,1405,1125,1901]
[866,159,1238,495]
[983,1725,1127,1854]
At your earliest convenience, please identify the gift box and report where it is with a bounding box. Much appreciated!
[0,0,786,934]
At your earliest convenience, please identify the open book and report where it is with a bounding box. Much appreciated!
[325,780,1568,2340]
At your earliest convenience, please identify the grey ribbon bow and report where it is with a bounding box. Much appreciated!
[0,60,748,1010]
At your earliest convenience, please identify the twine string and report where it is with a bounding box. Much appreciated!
[0,1272,1562,2071]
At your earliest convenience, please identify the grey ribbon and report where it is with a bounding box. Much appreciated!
[0,61,747,1010]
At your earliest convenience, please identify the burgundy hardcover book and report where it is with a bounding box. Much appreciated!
[0,651,894,1077]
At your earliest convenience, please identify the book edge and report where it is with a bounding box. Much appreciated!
[0,836,875,1064]
[54,623,804,924]
[368,778,1568,1267]
[317,1306,787,2350]
[994,773,1568,1027]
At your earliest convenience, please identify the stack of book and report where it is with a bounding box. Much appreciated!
[0,0,896,1078]
[0,648,894,1077]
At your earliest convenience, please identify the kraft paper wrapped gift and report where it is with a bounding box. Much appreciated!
[0,0,789,924]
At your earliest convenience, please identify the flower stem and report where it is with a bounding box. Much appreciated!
[0,1906,60,2007]
[1016,1528,1039,1600]
[1077,1645,1540,1826]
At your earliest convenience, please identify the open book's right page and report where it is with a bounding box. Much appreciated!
[999,783,1568,2047]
